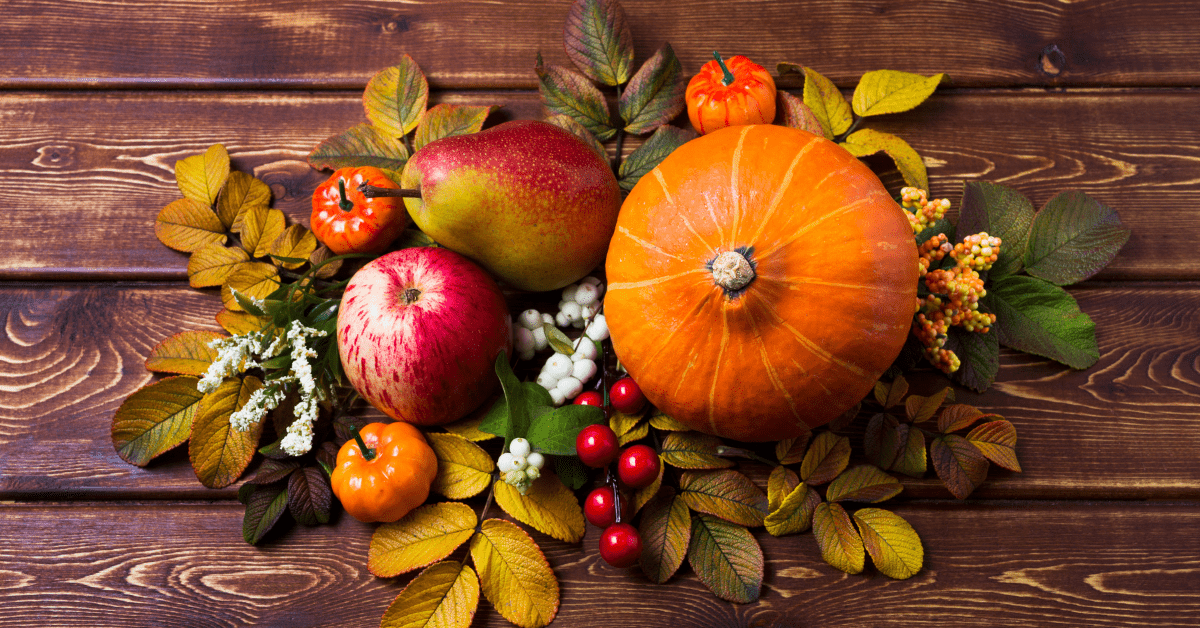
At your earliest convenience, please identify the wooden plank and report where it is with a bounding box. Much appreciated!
[3,1,1200,89]
[1,501,1197,626]
[0,90,1196,281]
[1,282,1197,500]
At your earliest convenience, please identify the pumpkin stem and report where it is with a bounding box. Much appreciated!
[338,178,355,212]
[711,250,755,293]
[712,51,736,87]
[351,426,376,462]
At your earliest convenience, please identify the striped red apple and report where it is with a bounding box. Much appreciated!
[337,246,512,425]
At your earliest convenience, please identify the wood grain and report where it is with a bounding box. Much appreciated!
[1,501,1197,627]
[2,283,1196,500]
[2,0,1199,89]
[1,90,1197,281]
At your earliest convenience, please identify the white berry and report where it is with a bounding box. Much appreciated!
[574,282,599,306]
[525,466,541,481]
[514,326,534,355]
[509,437,531,458]
[541,312,555,325]
[498,452,517,473]
[536,371,560,390]
[555,375,584,399]
[531,326,549,351]
[555,311,570,327]
[572,358,597,382]
[561,284,578,303]
[572,339,598,361]
[549,388,566,406]
[585,314,609,341]
[544,353,573,380]
[519,309,542,330]
[510,455,527,470]
[526,452,545,470]
[580,302,600,319]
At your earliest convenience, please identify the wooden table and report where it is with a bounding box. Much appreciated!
[2,1,1198,626]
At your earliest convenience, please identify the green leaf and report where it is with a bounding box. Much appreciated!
[851,70,944,117]
[544,114,607,161]
[764,482,820,537]
[617,124,695,191]
[687,514,763,604]
[525,404,604,456]
[638,488,691,584]
[801,66,852,139]
[247,458,301,485]
[812,503,865,574]
[618,43,686,134]
[659,432,734,470]
[489,352,531,450]
[287,466,332,526]
[364,56,429,139]
[563,0,633,86]
[555,456,589,491]
[967,420,1022,472]
[826,465,903,503]
[1024,191,1130,286]
[542,323,576,356]
[678,470,768,527]
[853,508,924,580]
[535,53,615,141]
[944,325,1001,393]
[379,561,480,628]
[308,123,409,172]
[799,432,851,485]
[985,275,1099,369]
[840,128,928,192]
[242,482,289,545]
[776,90,825,136]
[111,376,205,466]
[957,181,1035,278]
[414,103,498,151]
[929,434,989,499]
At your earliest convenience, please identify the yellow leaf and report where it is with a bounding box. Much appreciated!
[609,409,642,437]
[765,482,820,537]
[268,224,318,270]
[365,55,429,139]
[370,502,478,577]
[215,308,267,335]
[886,375,909,409]
[145,330,223,376]
[659,432,733,470]
[812,502,865,574]
[111,376,205,466]
[187,243,249,288]
[766,465,799,513]
[617,420,648,446]
[630,455,665,514]
[840,128,928,192]
[638,488,690,584]
[774,430,811,465]
[470,519,559,628]
[175,144,230,206]
[853,508,924,579]
[219,171,271,231]
[415,103,498,151]
[678,469,768,527]
[189,376,264,488]
[799,431,852,485]
[443,406,500,442]
[239,206,287,259]
[155,198,226,253]
[647,410,690,432]
[801,66,852,139]
[426,432,495,499]
[493,473,585,543]
[852,70,944,118]
[380,561,480,628]
[220,262,279,312]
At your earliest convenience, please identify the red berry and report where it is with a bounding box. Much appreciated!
[574,391,604,407]
[599,523,642,568]
[610,377,646,414]
[617,444,660,489]
[584,486,626,528]
[576,424,619,468]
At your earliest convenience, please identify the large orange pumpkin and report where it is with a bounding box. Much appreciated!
[604,125,917,442]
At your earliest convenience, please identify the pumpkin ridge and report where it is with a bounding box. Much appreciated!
[748,136,821,246]
[679,212,718,251]
[708,305,732,435]
[652,169,675,206]
[703,193,729,246]
[783,276,909,294]
[728,126,752,242]
[757,194,878,260]
[606,268,708,292]
[616,224,684,261]
[749,311,803,424]
[778,318,870,379]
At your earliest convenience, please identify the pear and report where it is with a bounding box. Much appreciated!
[399,120,621,292]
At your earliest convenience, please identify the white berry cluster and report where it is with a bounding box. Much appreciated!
[512,276,605,361]
[497,438,545,494]
[536,314,609,406]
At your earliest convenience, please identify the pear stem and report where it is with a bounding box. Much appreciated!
[357,183,423,199]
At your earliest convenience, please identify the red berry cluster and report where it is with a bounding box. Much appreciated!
[574,377,660,569]
[905,191,1003,374]
[901,187,950,234]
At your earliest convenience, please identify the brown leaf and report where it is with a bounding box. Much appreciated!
[812,502,865,574]
[427,432,495,500]
[155,198,226,253]
[938,404,988,433]
[189,376,264,489]
[967,420,1022,472]
[471,519,559,628]
[774,429,812,465]
[853,508,924,580]
[145,330,223,376]
[215,308,267,335]
[268,224,318,270]
[187,243,249,288]
[309,123,410,172]
[827,401,862,433]
[370,502,478,577]
[365,55,429,140]
[687,514,763,604]
[618,43,686,135]
[767,465,800,513]
[800,431,851,485]
[776,90,824,136]
[864,413,904,470]
[414,104,498,151]
[111,376,205,466]
[891,425,928,478]
[906,387,953,423]
[929,434,989,499]
[535,54,615,140]
[217,171,270,231]
[885,374,909,408]
[308,245,344,279]
[678,469,768,527]
[175,144,230,206]
[380,561,480,628]
[764,481,820,537]
[288,466,332,526]
[564,0,634,86]
[220,262,280,312]
[826,465,903,503]
[638,488,691,584]
[659,432,733,470]
[493,473,585,543]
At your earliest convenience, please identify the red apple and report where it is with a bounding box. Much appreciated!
[337,247,512,425]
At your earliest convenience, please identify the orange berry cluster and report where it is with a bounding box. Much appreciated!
[912,226,1003,374]
[901,187,950,234]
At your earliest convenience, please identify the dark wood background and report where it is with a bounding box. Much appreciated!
[2,1,1198,626]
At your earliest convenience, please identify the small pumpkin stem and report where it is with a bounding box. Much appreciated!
[401,288,422,305]
[351,426,376,462]
[713,51,736,87]
[711,250,755,292]
[338,178,355,212]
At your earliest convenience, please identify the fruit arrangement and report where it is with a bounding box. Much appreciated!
[110,0,1131,625]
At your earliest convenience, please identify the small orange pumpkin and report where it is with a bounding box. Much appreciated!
[604,125,917,442]
[685,52,776,135]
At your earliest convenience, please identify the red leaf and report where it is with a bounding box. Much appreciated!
[929,434,989,499]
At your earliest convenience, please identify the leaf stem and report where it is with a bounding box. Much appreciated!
[357,183,423,199]
[836,116,863,143]
[610,83,625,175]
[716,445,774,466]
